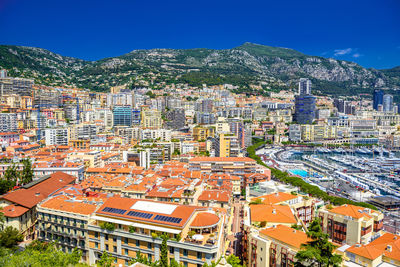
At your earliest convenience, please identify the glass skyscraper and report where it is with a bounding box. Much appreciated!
[294,78,315,124]
[113,106,133,126]
[383,94,393,112]
[294,95,316,124]
[373,89,384,111]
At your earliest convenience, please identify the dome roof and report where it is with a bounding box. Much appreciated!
[190,212,220,228]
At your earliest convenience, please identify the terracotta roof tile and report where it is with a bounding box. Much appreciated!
[250,204,296,224]
[260,225,310,249]
[190,212,220,228]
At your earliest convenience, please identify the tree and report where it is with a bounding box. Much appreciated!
[227,255,243,267]
[170,258,184,267]
[20,159,33,185]
[3,164,19,183]
[97,252,115,267]
[0,241,84,267]
[295,218,342,267]
[160,234,169,267]
[0,226,23,249]
[291,224,303,230]
[0,180,15,195]
[99,222,115,231]
[130,251,159,267]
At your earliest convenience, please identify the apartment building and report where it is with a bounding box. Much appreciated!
[344,232,400,267]
[198,190,231,208]
[68,150,102,168]
[0,73,34,96]
[0,172,76,240]
[215,134,241,157]
[141,129,171,141]
[252,192,315,225]
[318,204,384,245]
[44,128,69,146]
[189,157,256,175]
[33,161,85,181]
[87,197,225,267]
[192,126,215,141]
[141,109,162,129]
[245,225,310,267]
[0,113,17,132]
[0,131,19,145]
[36,190,103,261]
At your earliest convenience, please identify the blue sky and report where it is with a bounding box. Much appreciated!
[0,0,399,69]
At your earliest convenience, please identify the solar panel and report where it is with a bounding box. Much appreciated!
[126,211,153,219]
[101,207,127,215]
[154,214,182,224]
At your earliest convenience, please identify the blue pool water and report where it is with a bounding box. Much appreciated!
[289,169,308,178]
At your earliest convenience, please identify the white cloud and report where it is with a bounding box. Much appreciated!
[334,48,353,56]
[352,53,362,58]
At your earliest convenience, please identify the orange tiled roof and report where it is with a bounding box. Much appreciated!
[0,172,76,209]
[40,195,99,215]
[190,212,220,228]
[253,192,298,205]
[346,245,383,260]
[260,225,310,249]
[347,233,400,261]
[1,204,29,217]
[198,190,231,203]
[329,204,373,219]
[189,157,255,162]
[96,197,203,228]
[250,204,296,224]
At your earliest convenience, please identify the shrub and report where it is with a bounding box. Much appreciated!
[99,222,115,231]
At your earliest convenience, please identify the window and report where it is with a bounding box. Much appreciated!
[95,243,98,249]
[197,252,202,259]
[136,240,140,247]
[113,237,117,242]
[125,249,129,256]
[148,254,152,262]
[170,247,174,254]
[125,259,130,266]
[183,249,188,257]
[124,238,128,244]
[148,242,152,249]
[105,244,109,251]
[95,232,98,238]
[105,234,109,241]
[113,246,117,253]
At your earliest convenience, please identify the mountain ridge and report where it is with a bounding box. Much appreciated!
[0,42,399,97]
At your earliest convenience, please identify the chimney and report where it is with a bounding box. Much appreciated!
[387,245,392,252]
[272,209,276,214]
[35,192,40,197]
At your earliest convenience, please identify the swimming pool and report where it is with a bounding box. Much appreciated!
[289,169,308,178]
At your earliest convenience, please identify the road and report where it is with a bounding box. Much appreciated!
[226,199,243,257]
